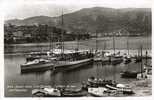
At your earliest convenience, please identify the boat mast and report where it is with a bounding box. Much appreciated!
[145,12,148,65]
[127,33,129,55]
[49,25,53,52]
[113,33,115,55]
[61,9,64,55]
[140,45,143,78]
[96,30,98,53]
[77,32,79,51]
[104,40,106,50]
[52,31,54,53]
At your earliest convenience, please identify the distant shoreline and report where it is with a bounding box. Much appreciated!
[4,36,151,46]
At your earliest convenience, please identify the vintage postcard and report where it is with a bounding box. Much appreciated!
[0,0,152,99]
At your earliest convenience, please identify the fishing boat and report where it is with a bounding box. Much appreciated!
[93,51,102,62]
[61,87,87,97]
[93,31,102,62]
[88,87,109,97]
[109,54,123,65]
[123,56,131,64]
[137,64,152,79]
[120,71,138,78]
[109,33,123,65]
[134,56,142,63]
[32,87,61,97]
[56,85,87,97]
[105,84,134,94]
[61,91,87,97]
[20,59,54,72]
[123,35,132,64]
[82,76,116,90]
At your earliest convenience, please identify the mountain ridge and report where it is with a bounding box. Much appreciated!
[5,7,151,35]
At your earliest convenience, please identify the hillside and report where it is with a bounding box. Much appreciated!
[5,7,152,36]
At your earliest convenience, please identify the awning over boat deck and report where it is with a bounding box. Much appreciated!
[51,49,91,54]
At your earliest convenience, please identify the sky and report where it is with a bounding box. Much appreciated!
[0,0,152,20]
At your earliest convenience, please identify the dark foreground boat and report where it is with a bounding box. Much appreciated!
[120,71,138,78]
[58,85,87,97]
[61,90,87,97]
[20,59,54,72]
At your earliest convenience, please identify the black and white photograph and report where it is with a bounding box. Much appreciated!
[1,0,152,98]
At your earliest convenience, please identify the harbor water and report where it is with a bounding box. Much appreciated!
[4,37,152,97]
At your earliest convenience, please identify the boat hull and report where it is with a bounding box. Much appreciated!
[21,62,54,73]
[61,91,87,97]
[53,58,93,71]
[120,72,138,78]
[109,56,123,65]
[105,85,134,94]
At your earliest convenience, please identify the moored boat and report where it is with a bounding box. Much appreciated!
[105,84,134,94]
[88,87,108,97]
[123,56,132,64]
[52,50,94,71]
[109,55,123,65]
[56,85,87,97]
[32,87,61,97]
[134,56,142,63]
[120,71,138,78]
[82,76,117,90]
[20,59,54,72]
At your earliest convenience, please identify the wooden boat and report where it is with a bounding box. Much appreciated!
[61,90,87,97]
[94,57,102,62]
[93,51,102,62]
[88,87,108,97]
[62,92,86,97]
[137,65,152,79]
[134,57,142,63]
[120,71,138,78]
[32,88,61,97]
[57,85,82,93]
[83,76,116,89]
[56,85,86,97]
[105,84,134,94]
[123,56,131,64]
[20,59,54,72]
[110,34,123,65]
[94,54,110,63]
[109,55,123,65]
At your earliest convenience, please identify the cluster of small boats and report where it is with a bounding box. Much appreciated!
[20,48,151,79]
[32,76,135,97]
